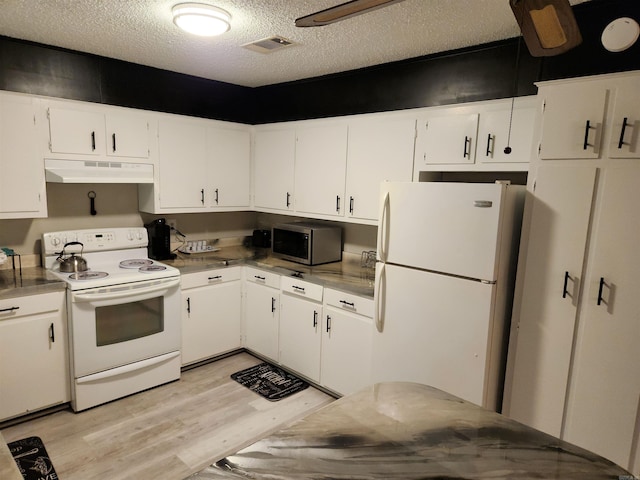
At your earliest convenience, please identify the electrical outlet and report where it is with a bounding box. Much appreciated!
[167,219,177,230]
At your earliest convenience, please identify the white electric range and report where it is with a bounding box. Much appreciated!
[42,227,182,412]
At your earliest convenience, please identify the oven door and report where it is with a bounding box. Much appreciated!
[69,276,180,378]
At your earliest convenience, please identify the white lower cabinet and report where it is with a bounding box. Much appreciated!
[278,277,323,382]
[321,289,373,395]
[181,267,242,366]
[0,291,69,421]
[243,267,280,362]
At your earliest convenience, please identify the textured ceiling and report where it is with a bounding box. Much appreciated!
[0,0,591,88]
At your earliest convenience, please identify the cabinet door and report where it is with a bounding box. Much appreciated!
[244,281,279,362]
[563,167,640,469]
[321,308,372,395]
[279,294,321,382]
[415,113,478,165]
[539,82,608,159]
[346,116,415,221]
[0,296,68,420]
[477,100,536,164]
[182,280,242,365]
[48,107,105,155]
[294,124,348,217]
[0,94,46,217]
[507,165,597,437]
[105,113,150,159]
[253,128,295,211]
[608,78,640,159]
[158,118,207,209]
[207,127,250,208]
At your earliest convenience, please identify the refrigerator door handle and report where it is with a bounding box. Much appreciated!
[378,190,390,262]
[374,263,386,333]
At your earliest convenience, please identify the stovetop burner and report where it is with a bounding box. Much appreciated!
[69,271,109,281]
[139,265,167,273]
[119,259,154,269]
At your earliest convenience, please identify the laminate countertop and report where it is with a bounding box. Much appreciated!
[0,267,65,300]
[189,382,631,480]
[166,247,375,298]
[0,248,375,299]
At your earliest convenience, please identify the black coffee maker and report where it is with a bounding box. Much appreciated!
[144,218,176,260]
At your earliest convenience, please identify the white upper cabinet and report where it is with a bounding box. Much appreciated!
[608,76,640,159]
[345,115,415,221]
[139,114,251,213]
[477,97,536,164]
[47,101,152,161]
[207,126,250,208]
[48,107,105,156]
[105,113,151,159]
[253,127,296,212]
[294,122,348,217]
[414,97,536,173]
[158,116,207,209]
[538,81,608,159]
[415,111,478,165]
[0,92,47,218]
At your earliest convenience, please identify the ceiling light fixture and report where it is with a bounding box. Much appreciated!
[172,3,231,37]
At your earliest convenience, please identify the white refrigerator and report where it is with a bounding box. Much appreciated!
[373,181,524,411]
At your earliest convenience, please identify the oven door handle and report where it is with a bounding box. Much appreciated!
[72,278,180,302]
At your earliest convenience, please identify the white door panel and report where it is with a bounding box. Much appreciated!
[379,182,504,281]
[372,262,495,407]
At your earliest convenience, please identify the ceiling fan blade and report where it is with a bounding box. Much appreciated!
[510,0,582,56]
[295,0,406,27]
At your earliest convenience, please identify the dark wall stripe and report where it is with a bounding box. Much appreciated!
[0,0,638,125]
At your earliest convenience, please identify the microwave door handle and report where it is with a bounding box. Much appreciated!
[73,278,180,302]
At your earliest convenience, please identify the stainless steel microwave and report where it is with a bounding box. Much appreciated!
[272,223,342,265]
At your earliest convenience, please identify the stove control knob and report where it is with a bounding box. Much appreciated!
[127,230,134,241]
[136,231,144,240]
[50,236,61,247]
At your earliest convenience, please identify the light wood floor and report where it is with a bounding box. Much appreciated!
[1,352,335,480]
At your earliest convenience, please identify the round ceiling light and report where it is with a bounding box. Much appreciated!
[172,3,231,37]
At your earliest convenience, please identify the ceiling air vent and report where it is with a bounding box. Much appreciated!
[242,36,295,54]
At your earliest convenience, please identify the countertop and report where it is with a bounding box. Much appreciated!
[190,382,631,480]
[165,246,375,298]
[0,267,65,299]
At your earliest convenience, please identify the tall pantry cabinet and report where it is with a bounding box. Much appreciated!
[504,71,640,473]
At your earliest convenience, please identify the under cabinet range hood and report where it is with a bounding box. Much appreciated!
[44,159,154,184]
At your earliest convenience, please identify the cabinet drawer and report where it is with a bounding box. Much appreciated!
[281,276,323,303]
[245,266,280,289]
[324,288,374,318]
[0,291,64,320]
[181,266,242,290]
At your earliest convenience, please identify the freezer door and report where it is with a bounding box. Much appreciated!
[378,181,505,281]
[373,262,498,408]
